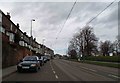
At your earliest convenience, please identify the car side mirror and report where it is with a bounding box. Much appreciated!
[20,59,23,62]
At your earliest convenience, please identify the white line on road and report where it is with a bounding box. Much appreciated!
[50,61,59,79]
[53,71,56,74]
[108,74,120,79]
[55,75,58,79]
[81,66,97,72]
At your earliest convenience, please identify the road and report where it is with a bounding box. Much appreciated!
[2,59,120,82]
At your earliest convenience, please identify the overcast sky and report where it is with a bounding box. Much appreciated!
[0,1,118,55]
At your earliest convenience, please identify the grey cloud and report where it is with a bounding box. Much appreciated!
[94,6,118,25]
[0,2,118,54]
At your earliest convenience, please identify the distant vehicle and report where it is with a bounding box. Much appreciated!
[17,56,41,72]
[46,55,51,61]
[39,56,44,66]
[43,56,48,63]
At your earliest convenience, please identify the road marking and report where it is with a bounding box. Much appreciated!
[50,61,59,79]
[55,75,58,79]
[108,74,120,79]
[81,66,97,72]
[53,71,56,74]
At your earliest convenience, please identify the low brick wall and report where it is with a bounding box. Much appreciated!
[2,41,31,69]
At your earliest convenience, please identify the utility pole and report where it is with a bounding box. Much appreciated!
[42,39,45,55]
[31,19,35,37]
[30,19,35,55]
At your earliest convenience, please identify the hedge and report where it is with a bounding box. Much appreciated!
[85,56,120,63]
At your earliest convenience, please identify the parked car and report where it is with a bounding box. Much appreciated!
[17,56,41,72]
[39,56,44,66]
[43,56,48,63]
[46,55,51,61]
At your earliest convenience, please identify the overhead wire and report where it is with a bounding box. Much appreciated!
[50,0,117,51]
[86,0,117,25]
[53,0,77,46]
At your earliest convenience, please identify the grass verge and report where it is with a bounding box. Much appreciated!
[69,59,120,68]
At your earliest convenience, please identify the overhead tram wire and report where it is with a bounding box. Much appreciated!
[53,0,77,45]
[50,0,116,49]
[86,0,117,26]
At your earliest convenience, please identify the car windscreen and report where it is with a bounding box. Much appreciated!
[23,56,37,61]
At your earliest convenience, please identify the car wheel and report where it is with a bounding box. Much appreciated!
[38,66,40,69]
[40,63,42,66]
[35,67,38,72]
[17,69,22,73]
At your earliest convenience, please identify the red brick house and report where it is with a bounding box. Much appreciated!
[0,10,54,68]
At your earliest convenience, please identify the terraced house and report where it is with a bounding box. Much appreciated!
[0,10,54,68]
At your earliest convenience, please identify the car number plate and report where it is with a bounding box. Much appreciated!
[22,67,29,69]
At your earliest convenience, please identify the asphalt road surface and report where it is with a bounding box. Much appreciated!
[2,59,120,82]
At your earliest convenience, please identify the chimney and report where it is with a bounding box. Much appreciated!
[34,38,36,41]
[24,32,26,35]
[17,23,19,28]
[6,12,11,19]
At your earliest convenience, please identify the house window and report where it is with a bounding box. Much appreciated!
[38,45,40,48]
[27,45,29,48]
[19,41,24,46]
[6,31,9,36]
[9,33,14,42]
[6,32,14,42]
[15,29,17,33]
[0,26,5,33]
[21,33,23,39]
[25,43,27,47]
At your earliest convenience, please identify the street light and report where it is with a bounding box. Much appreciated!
[30,19,35,55]
[42,39,45,55]
[31,19,35,37]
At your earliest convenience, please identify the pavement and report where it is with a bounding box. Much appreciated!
[2,65,16,79]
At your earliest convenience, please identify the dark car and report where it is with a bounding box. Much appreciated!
[43,56,48,63]
[17,56,40,72]
[46,55,51,61]
[39,56,44,66]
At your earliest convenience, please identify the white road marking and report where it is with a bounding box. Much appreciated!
[108,74,120,79]
[50,61,59,79]
[55,75,58,79]
[53,71,56,74]
[81,66,97,72]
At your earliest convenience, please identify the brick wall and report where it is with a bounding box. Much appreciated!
[2,41,31,68]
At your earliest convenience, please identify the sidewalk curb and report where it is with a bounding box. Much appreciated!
[2,70,17,79]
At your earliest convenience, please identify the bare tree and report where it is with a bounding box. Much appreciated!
[81,26,98,57]
[68,36,78,59]
[99,40,113,56]
[68,49,77,59]
[68,25,98,59]
[113,36,120,55]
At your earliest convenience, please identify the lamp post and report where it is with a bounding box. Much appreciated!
[30,19,35,55]
[31,19,35,37]
[42,39,45,55]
